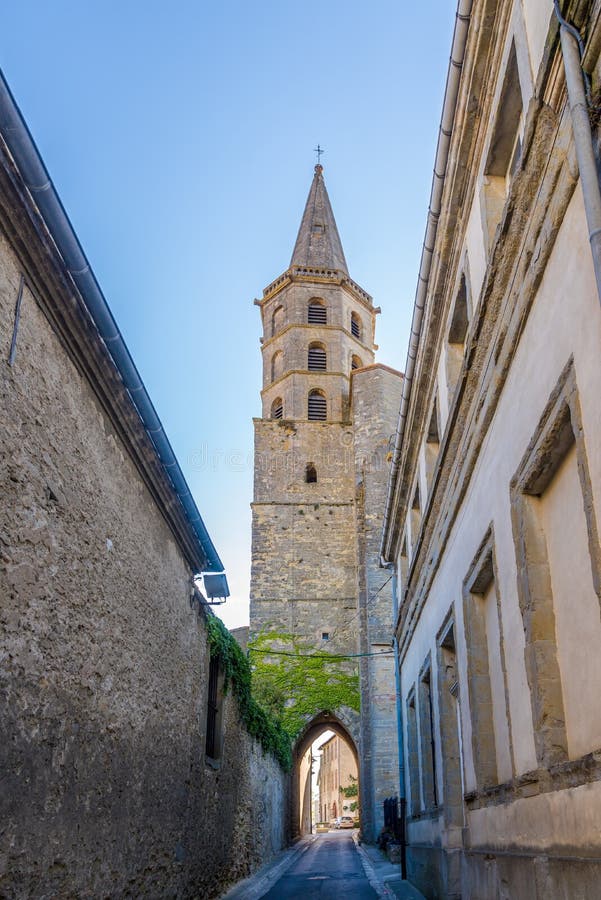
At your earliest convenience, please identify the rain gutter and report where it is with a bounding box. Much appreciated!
[380,0,473,565]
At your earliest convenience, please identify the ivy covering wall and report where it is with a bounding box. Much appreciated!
[205,615,292,771]
[248,630,360,739]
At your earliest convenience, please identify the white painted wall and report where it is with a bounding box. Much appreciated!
[541,443,601,760]
[400,182,601,841]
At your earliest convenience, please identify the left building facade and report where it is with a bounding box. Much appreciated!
[0,72,287,898]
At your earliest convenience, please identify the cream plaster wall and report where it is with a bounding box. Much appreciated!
[521,0,553,80]
[484,580,512,783]
[400,181,601,839]
[541,443,601,760]
[468,778,601,852]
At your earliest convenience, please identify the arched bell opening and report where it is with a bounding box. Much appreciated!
[291,711,360,839]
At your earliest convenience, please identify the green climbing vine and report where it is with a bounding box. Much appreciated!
[205,614,292,772]
[248,630,360,739]
[340,774,359,812]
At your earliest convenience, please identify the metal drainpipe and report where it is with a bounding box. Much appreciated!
[388,563,407,880]
[554,1,601,306]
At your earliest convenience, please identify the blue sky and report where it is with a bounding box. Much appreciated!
[2,1,456,628]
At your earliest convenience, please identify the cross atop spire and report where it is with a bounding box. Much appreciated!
[314,144,325,165]
[290,164,349,275]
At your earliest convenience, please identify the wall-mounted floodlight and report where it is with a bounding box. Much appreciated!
[201,572,230,604]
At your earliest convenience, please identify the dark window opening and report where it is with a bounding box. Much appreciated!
[308,302,327,325]
[322,632,330,641]
[206,655,220,759]
[412,485,421,511]
[351,313,361,339]
[271,398,283,419]
[306,463,317,483]
[308,390,327,421]
[427,397,440,444]
[351,354,363,371]
[482,41,523,252]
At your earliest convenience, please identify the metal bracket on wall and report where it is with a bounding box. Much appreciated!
[8,274,25,366]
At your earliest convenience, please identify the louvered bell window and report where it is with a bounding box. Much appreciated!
[308,391,327,421]
[271,399,283,419]
[351,314,361,339]
[308,346,327,371]
[308,303,327,325]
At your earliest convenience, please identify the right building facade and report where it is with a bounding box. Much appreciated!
[381,1,601,897]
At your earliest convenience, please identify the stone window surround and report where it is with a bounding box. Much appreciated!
[462,525,514,791]
[436,611,464,828]
[418,655,439,811]
[406,687,421,817]
[509,356,601,770]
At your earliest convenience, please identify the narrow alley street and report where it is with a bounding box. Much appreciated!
[260,831,378,899]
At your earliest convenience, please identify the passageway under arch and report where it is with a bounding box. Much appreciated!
[291,711,360,839]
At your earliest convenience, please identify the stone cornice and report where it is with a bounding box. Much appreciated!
[391,5,582,654]
[260,369,350,397]
[0,141,210,573]
[260,322,376,355]
[255,265,374,311]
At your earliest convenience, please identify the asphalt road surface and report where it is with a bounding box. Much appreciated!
[260,830,379,899]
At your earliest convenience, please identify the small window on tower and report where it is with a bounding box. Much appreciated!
[351,313,361,340]
[308,342,327,371]
[271,397,283,419]
[351,355,363,371]
[322,632,330,641]
[308,389,327,421]
[312,222,325,234]
[308,300,327,325]
[306,463,317,483]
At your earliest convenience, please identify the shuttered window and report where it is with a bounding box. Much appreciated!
[308,303,327,325]
[351,313,361,339]
[206,655,219,758]
[308,345,327,370]
[271,398,283,419]
[308,391,327,420]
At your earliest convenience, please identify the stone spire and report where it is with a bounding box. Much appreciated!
[290,164,349,274]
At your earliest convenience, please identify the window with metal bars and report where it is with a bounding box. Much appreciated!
[308,390,327,420]
[206,655,220,759]
[308,343,327,371]
[351,313,361,339]
[271,398,283,419]
[308,302,327,325]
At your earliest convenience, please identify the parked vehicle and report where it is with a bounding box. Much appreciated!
[339,816,354,829]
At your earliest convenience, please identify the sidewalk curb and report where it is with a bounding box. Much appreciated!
[353,834,397,899]
[220,835,316,899]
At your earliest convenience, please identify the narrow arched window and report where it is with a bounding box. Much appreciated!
[271,397,283,419]
[308,342,327,371]
[305,463,317,483]
[308,300,327,325]
[351,354,363,371]
[272,305,284,337]
[351,312,361,339]
[308,389,327,421]
[271,350,284,382]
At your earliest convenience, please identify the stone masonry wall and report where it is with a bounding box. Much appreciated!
[352,365,404,841]
[0,226,286,897]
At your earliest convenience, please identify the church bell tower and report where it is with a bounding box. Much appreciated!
[249,165,401,842]
[250,164,376,649]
